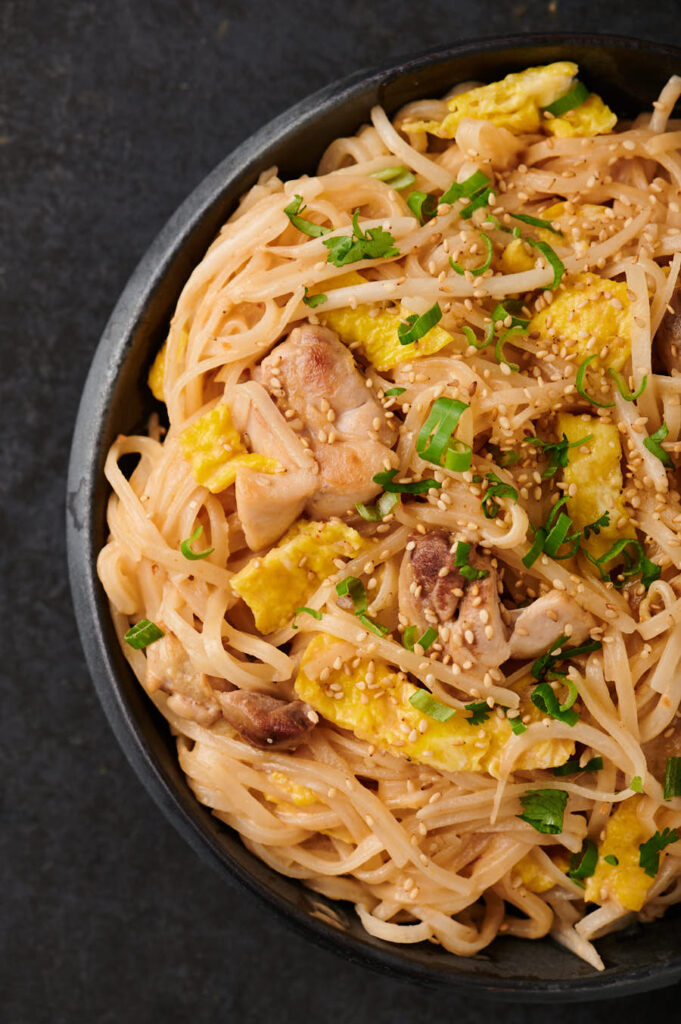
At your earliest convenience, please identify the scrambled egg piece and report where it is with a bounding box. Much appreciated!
[557,413,633,559]
[541,202,613,249]
[584,797,654,911]
[230,521,366,634]
[500,237,536,274]
[546,93,617,138]
[511,850,570,893]
[148,328,189,403]
[530,272,632,372]
[180,404,281,493]
[264,770,319,808]
[404,62,578,137]
[317,273,454,371]
[295,637,573,778]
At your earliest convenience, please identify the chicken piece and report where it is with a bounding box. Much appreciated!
[398,530,465,631]
[399,533,510,673]
[146,633,221,726]
[235,466,317,551]
[255,323,398,517]
[508,590,595,659]
[446,559,511,673]
[227,381,318,550]
[655,293,681,375]
[217,690,319,748]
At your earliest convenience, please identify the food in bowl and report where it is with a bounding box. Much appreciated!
[97,62,681,970]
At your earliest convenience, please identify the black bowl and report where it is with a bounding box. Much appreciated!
[67,34,681,1001]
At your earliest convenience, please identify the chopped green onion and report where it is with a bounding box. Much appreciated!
[518,789,568,835]
[644,422,673,467]
[409,689,456,722]
[398,302,442,345]
[544,80,590,117]
[180,525,215,561]
[558,675,579,712]
[522,528,547,569]
[440,169,490,206]
[124,619,164,650]
[576,354,616,408]
[323,209,399,267]
[357,613,390,636]
[492,299,530,329]
[630,775,643,793]
[481,472,518,519]
[335,576,368,613]
[449,232,493,277]
[604,854,619,866]
[523,432,593,479]
[511,212,563,236]
[443,441,473,472]
[454,541,490,582]
[384,387,406,397]
[403,625,438,652]
[639,827,679,877]
[372,469,441,494]
[284,195,330,238]
[370,166,415,190]
[524,237,565,289]
[585,538,661,590]
[292,606,323,628]
[494,326,522,372]
[608,368,647,401]
[355,491,400,521]
[460,187,493,220]
[569,840,598,884]
[303,288,327,308]
[416,396,468,465]
[511,718,528,735]
[531,634,602,682]
[664,757,681,800]
[554,756,603,777]
[407,190,438,224]
[531,682,579,726]
[462,324,493,351]
[465,701,490,725]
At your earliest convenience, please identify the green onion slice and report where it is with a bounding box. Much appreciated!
[284,195,330,238]
[384,387,406,397]
[443,441,473,472]
[124,619,164,650]
[292,607,323,627]
[335,576,368,614]
[531,682,579,725]
[403,625,438,652]
[372,469,441,494]
[303,288,327,308]
[522,527,547,569]
[408,689,456,721]
[357,613,390,636]
[608,369,647,402]
[398,301,443,345]
[630,775,643,793]
[511,719,528,735]
[494,326,522,372]
[449,232,493,277]
[511,212,563,236]
[355,491,400,521]
[664,757,681,800]
[416,396,468,465]
[525,237,565,289]
[180,525,215,561]
[370,166,415,190]
[460,187,493,220]
[604,854,619,866]
[407,190,438,224]
[544,80,590,117]
[440,169,490,206]
[644,422,673,467]
[454,541,490,582]
[576,354,616,408]
[462,325,493,351]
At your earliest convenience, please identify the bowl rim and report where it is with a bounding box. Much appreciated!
[67,32,681,1001]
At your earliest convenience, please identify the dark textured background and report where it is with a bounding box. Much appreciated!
[4,2,681,1021]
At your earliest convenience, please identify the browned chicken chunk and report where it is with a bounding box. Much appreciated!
[217,690,319,748]
[398,530,465,631]
[508,589,595,659]
[146,633,221,726]
[255,323,398,518]
[655,292,681,375]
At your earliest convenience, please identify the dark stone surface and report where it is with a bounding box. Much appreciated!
[3,2,681,1021]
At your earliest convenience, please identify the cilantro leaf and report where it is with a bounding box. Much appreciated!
[639,827,679,877]
[323,209,399,267]
[465,701,491,725]
[518,789,568,835]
